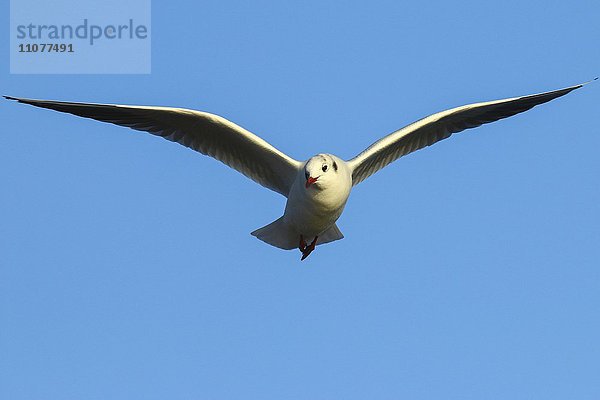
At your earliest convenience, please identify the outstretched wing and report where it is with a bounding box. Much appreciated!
[5,97,302,197]
[347,81,592,186]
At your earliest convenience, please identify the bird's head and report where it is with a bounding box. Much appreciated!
[303,154,339,190]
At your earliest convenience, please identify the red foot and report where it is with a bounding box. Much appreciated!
[300,236,318,261]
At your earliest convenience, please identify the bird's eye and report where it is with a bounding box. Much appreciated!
[322,165,328,172]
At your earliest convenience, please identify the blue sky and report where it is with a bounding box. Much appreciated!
[1,0,599,399]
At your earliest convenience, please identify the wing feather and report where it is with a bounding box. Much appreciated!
[348,81,593,186]
[5,97,302,196]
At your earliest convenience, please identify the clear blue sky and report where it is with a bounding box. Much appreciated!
[2,0,599,399]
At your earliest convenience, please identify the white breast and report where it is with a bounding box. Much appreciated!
[283,155,352,237]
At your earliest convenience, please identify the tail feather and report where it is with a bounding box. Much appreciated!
[318,223,344,245]
[251,217,298,250]
[251,217,345,250]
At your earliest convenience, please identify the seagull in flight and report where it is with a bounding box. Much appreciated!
[5,80,593,260]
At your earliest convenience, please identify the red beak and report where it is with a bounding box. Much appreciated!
[305,176,318,188]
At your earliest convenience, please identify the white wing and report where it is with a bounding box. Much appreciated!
[5,97,303,197]
[347,81,592,186]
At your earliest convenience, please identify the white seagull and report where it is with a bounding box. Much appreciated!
[5,80,593,260]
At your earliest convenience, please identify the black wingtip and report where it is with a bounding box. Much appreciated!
[571,78,598,91]
[4,96,34,104]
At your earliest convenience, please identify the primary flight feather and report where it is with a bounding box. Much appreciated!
[5,80,592,260]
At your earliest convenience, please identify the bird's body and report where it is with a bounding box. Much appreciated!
[285,154,351,236]
[252,153,352,254]
[5,80,594,260]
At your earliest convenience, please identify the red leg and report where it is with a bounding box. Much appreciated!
[300,236,318,261]
[299,234,307,251]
